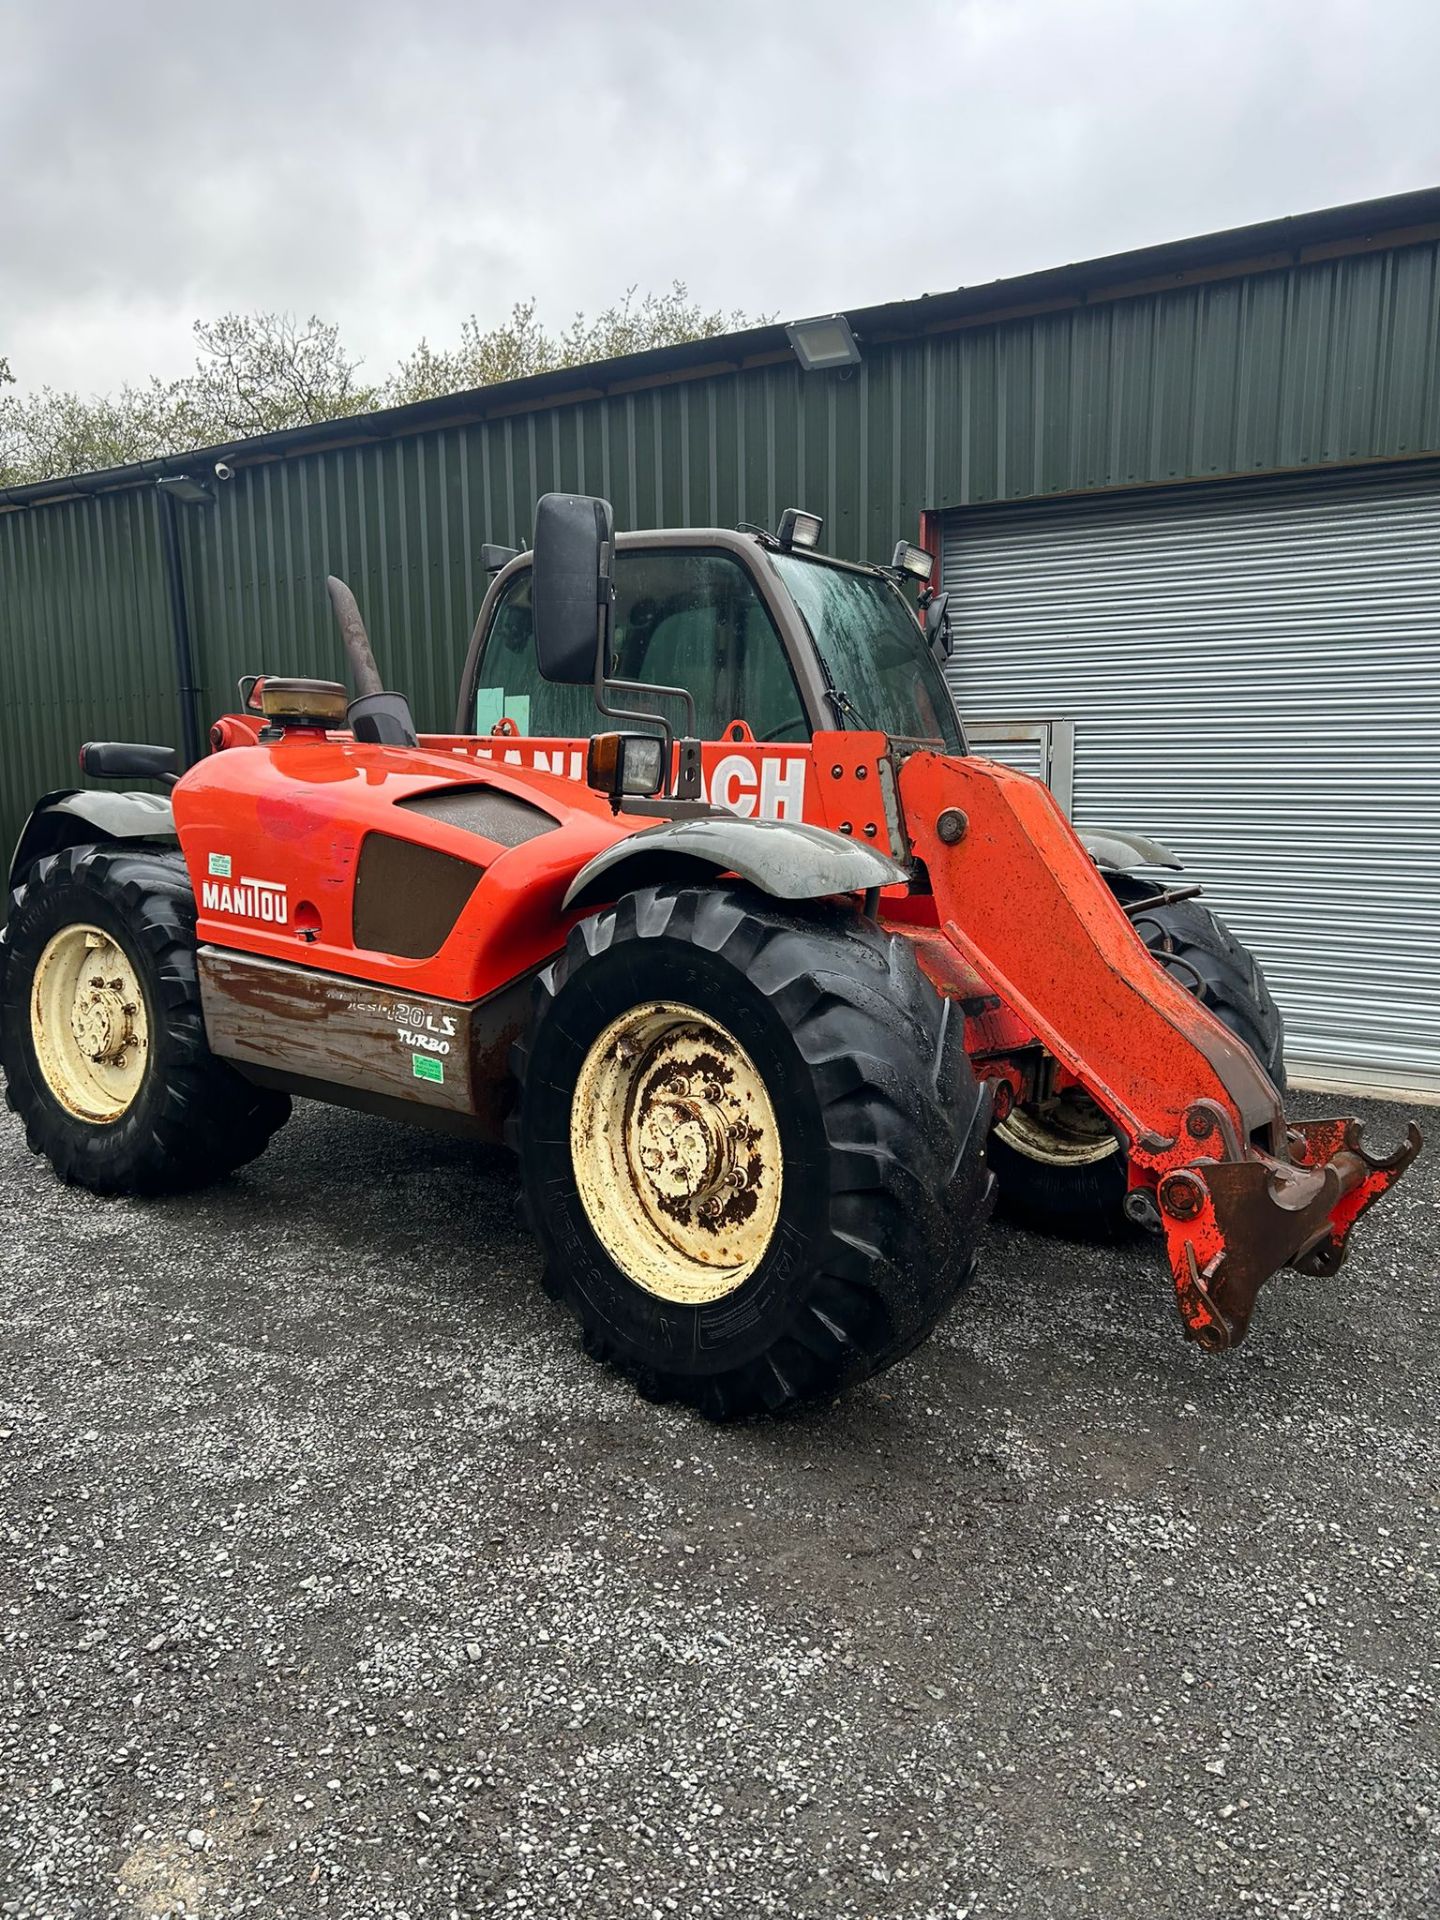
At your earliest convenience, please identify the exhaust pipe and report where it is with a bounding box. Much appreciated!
[324,575,417,748]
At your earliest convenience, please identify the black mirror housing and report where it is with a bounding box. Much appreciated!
[532,492,614,685]
[925,590,954,661]
[80,741,179,782]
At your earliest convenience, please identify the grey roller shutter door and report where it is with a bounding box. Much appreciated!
[942,466,1440,1096]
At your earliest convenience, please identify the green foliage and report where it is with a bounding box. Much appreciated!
[0,284,761,487]
[387,285,754,407]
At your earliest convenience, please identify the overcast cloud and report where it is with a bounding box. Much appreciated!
[2,0,1437,398]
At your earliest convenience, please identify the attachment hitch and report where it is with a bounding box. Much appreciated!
[1159,1107,1423,1350]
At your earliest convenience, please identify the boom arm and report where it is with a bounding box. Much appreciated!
[898,750,1420,1350]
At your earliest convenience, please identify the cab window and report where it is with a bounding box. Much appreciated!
[471,549,808,742]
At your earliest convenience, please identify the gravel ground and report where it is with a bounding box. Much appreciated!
[0,1090,1436,1920]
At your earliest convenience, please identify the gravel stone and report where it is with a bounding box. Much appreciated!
[0,1091,1435,1916]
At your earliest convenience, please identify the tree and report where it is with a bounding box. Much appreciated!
[0,283,764,488]
[386,283,756,407]
[172,313,380,442]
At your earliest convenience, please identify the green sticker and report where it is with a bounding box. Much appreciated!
[412,1054,444,1085]
[208,852,232,878]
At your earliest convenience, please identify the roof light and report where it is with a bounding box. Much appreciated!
[891,541,935,583]
[777,507,824,551]
[785,313,861,373]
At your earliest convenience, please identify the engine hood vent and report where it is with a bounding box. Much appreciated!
[397,785,558,849]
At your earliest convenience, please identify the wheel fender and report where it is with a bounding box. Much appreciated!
[8,790,176,895]
[563,816,908,913]
[1080,827,1182,873]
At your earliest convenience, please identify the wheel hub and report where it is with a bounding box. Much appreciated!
[571,1001,783,1304]
[634,1089,736,1206]
[995,1087,1121,1168]
[70,975,138,1066]
[30,924,150,1124]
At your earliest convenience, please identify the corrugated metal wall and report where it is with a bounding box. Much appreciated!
[2,238,1439,869]
[941,464,1440,1093]
[0,488,178,838]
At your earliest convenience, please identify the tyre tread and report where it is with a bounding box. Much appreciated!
[512,886,995,1418]
[0,842,290,1194]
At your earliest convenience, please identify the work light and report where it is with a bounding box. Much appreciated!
[891,541,935,583]
[777,507,824,551]
[586,731,667,802]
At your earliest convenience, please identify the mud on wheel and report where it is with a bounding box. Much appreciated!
[988,872,1286,1237]
[0,844,290,1193]
[511,885,995,1419]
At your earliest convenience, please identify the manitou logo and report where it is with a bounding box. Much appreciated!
[473,743,809,819]
[705,753,806,820]
[200,875,289,925]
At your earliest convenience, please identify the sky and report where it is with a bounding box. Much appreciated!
[2,0,1438,399]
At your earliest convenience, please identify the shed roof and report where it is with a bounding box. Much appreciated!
[4,183,1438,512]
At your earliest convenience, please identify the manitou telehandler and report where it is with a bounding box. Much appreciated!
[0,495,1420,1417]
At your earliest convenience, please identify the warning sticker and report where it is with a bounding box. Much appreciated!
[412,1055,444,1085]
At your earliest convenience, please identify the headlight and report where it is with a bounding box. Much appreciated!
[586,731,667,801]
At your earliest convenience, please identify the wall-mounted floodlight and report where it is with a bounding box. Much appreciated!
[785,313,861,373]
[156,475,214,506]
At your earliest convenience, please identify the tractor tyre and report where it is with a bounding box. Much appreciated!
[510,885,994,1419]
[0,844,290,1194]
[987,874,1285,1238]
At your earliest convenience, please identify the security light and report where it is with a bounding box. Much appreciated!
[785,314,861,373]
[156,475,214,506]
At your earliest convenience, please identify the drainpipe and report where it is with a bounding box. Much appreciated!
[156,481,205,768]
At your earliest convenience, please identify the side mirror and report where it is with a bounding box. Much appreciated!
[532,492,614,685]
[925,590,953,662]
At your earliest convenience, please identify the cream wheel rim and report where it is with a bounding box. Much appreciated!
[995,1099,1121,1168]
[30,923,150,1123]
[570,1000,783,1305]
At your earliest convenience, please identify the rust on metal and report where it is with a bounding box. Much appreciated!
[570,1000,783,1303]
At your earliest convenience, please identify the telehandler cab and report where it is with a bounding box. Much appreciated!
[0,493,1420,1418]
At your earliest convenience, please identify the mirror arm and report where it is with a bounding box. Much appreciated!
[587,558,697,798]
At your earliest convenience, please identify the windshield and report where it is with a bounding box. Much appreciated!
[767,553,963,751]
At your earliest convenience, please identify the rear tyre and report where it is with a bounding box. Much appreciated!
[0,844,290,1194]
[988,874,1285,1237]
[510,886,994,1419]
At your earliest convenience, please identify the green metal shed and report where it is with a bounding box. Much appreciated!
[3,186,1439,1090]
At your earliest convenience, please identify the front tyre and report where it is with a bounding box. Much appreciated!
[0,845,290,1193]
[511,886,994,1419]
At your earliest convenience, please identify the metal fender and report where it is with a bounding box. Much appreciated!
[563,816,908,912]
[8,790,176,894]
[1080,827,1182,872]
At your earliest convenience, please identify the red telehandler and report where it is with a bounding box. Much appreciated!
[0,495,1420,1417]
